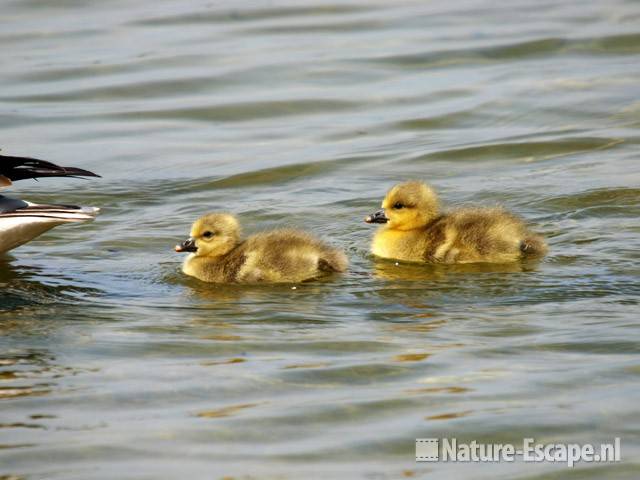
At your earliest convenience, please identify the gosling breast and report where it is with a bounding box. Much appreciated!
[179,223,347,284]
[372,208,547,264]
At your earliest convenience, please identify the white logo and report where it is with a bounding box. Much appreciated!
[416,438,621,467]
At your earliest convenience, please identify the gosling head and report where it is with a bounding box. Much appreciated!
[175,213,241,257]
[365,181,439,230]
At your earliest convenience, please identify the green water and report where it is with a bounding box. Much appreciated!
[1,0,640,478]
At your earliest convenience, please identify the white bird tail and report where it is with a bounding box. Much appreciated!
[0,202,99,253]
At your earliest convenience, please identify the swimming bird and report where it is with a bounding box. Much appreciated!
[0,153,100,254]
[365,181,547,264]
[175,213,348,283]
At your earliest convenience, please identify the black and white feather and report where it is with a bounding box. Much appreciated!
[0,153,100,254]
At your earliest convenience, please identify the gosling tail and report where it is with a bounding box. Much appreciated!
[318,248,349,272]
[520,235,548,257]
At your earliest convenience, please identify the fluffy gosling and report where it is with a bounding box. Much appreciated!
[365,181,547,264]
[175,213,348,283]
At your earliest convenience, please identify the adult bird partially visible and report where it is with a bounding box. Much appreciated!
[0,153,100,254]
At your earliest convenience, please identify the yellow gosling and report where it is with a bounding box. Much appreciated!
[175,213,348,283]
[365,181,547,264]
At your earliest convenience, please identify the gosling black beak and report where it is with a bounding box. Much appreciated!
[365,209,388,224]
[175,237,197,253]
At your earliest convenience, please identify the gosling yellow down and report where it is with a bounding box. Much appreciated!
[365,181,547,264]
[175,213,348,283]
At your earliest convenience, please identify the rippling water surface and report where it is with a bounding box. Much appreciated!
[2,0,640,478]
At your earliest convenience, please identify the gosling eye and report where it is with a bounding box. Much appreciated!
[202,231,214,239]
[393,202,405,210]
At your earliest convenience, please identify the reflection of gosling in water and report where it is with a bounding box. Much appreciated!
[175,213,348,283]
[365,181,547,264]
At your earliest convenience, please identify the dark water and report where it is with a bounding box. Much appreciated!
[1,0,640,478]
